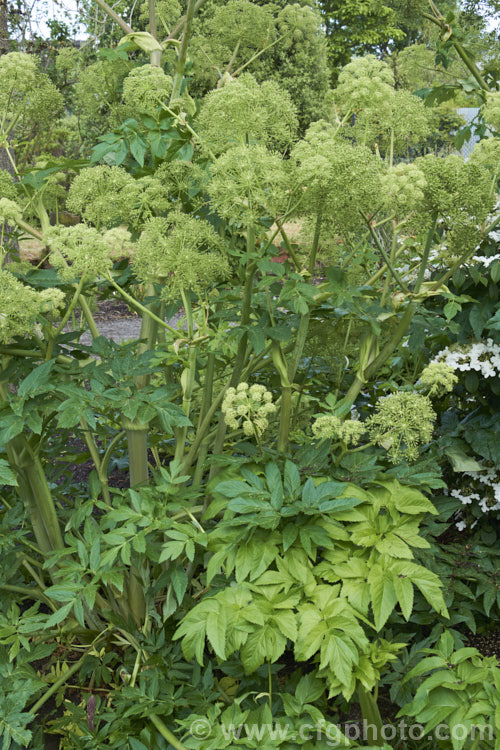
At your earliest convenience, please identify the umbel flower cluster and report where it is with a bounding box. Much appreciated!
[452,464,500,530]
[367,392,436,463]
[431,339,500,379]
[222,383,276,439]
[312,392,436,463]
[418,362,458,397]
[132,212,229,298]
[0,269,65,344]
[311,415,366,446]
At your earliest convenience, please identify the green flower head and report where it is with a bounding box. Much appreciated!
[380,163,427,216]
[208,144,289,227]
[418,362,458,397]
[482,91,500,132]
[122,64,173,116]
[222,382,276,438]
[0,270,47,343]
[334,55,394,117]
[197,73,298,155]
[338,419,366,446]
[368,391,436,463]
[67,167,169,230]
[47,224,113,282]
[0,170,17,202]
[291,121,381,232]
[67,166,136,229]
[0,52,37,102]
[132,212,229,298]
[102,226,134,259]
[0,198,22,224]
[415,154,493,221]
[468,137,500,178]
[312,414,341,440]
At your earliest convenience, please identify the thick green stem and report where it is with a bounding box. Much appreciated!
[209,247,257,475]
[414,212,438,294]
[31,657,85,715]
[150,714,188,750]
[148,0,161,66]
[192,352,215,486]
[174,292,197,462]
[356,685,384,746]
[277,385,292,454]
[78,295,100,339]
[170,0,196,101]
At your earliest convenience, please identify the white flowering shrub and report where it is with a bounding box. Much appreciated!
[431,339,500,380]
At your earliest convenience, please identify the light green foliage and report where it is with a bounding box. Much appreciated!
[46,224,113,281]
[0,270,52,343]
[222,382,276,438]
[55,47,82,78]
[122,64,173,116]
[0,199,22,224]
[334,54,394,116]
[197,73,298,155]
[177,466,447,698]
[414,154,495,259]
[208,144,289,227]
[400,631,500,747]
[263,3,332,127]
[353,89,431,154]
[418,362,458,397]
[0,171,16,203]
[290,121,381,232]
[380,163,427,216]
[482,90,500,132]
[22,75,64,131]
[132,212,229,296]
[367,392,436,463]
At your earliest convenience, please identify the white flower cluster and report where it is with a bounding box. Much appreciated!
[471,254,500,268]
[222,383,276,439]
[452,465,500,530]
[432,339,500,379]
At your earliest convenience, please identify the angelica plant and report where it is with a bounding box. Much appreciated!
[367,392,436,463]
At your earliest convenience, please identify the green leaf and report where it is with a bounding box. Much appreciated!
[170,565,188,605]
[0,459,17,486]
[368,564,397,631]
[18,361,54,398]
[445,446,483,472]
[206,606,227,659]
[44,602,73,628]
[393,572,414,621]
[118,31,163,52]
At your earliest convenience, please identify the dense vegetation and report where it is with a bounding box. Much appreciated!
[0,1,499,748]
